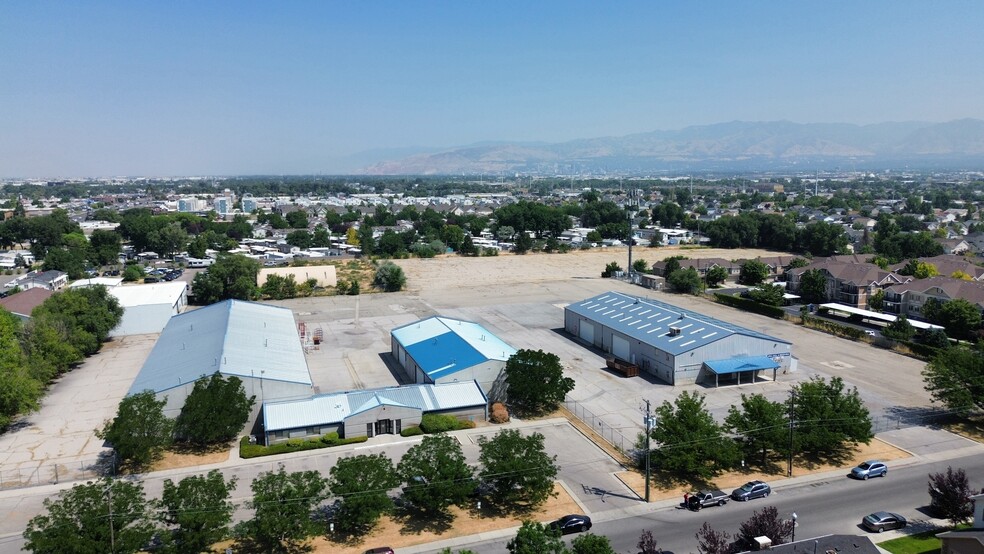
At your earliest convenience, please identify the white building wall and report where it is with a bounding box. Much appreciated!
[110,304,178,337]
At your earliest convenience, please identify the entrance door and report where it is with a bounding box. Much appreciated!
[612,334,630,361]
[374,419,393,436]
[578,321,594,344]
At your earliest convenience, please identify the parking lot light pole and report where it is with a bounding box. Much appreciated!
[791,512,798,543]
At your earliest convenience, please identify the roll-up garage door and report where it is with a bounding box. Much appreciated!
[612,335,630,361]
[578,321,594,344]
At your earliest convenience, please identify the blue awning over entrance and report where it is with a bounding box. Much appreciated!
[704,356,780,375]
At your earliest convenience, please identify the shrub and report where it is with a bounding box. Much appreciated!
[321,432,340,445]
[713,293,786,319]
[3,269,11,276]
[240,435,369,459]
[400,426,423,437]
[420,413,461,433]
[490,402,509,424]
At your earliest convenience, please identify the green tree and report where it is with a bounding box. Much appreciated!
[662,255,685,276]
[148,223,189,259]
[514,231,534,253]
[748,283,785,307]
[571,534,616,554]
[88,229,123,266]
[477,429,558,510]
[97,391,174,468]
[790,376,873,459]
[668,267,703,295]
[311,225,331,248]
[937,299,983,341]
[122,264,145,282]
[242,465,329,553]
[705,266,728,287]
[174,374,255,448]
[441,224,467,252]
[914,262,940,279]
[644,391,739,480]
[42,246,87,279]
[260,274,298,300]
[285,209,309,229]
[798,268,828,304]
[882,315,915,341]
[191,254,261,304]
[31,286,124,356]
[503,349,575,417]
[373,261,407,292]
[506,521,565,554]
[923,346,984,412]
[285,230,312,249]
[725,393,788,466]
[159,470,237,554]
[868,289,886,312]
[928,466,974,526]
[738,260,769,286]
[601,261,622,278]
[24,478,157,554]
[397,434,474,517]
[632,259,650,274]
[328,453,399,534]
[0,310,41,430]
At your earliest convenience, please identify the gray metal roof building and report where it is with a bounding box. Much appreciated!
[565,291,793,385]
[261,380,488,445]
[128,299,313,417]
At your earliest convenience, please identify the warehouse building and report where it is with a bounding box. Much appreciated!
[390,316,516,396]
[127,299,313,418]
[565,291,793,386]
[108,281,189,336]
[260,380,488,445]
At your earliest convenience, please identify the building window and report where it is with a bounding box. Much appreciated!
[366,423,374,438]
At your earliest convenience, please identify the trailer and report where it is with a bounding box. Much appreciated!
[605,356,639,377]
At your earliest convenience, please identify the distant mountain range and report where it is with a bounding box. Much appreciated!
[357,119,984,175]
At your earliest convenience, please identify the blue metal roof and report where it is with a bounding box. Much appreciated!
[128,299,312,396]
[566,291,790,355]
[391,316,516,378]
[704,356,780,375]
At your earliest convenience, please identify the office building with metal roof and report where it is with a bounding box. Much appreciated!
[565,291,793,386]
[128,299,313,417]
[390,316,516,396]
[261,380,487,445]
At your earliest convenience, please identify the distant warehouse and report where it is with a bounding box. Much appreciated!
[565,291,793,386]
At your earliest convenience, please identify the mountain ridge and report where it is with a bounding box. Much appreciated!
[358,119,984,175]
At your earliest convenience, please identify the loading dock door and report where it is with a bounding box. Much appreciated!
[579,321,595,344]
[612,335,630,361]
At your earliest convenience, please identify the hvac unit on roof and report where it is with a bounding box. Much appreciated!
[668,326,682,336]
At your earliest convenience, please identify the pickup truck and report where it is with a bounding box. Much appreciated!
[687,489,729,510]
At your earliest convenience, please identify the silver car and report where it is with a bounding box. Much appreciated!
[851,460,887,480]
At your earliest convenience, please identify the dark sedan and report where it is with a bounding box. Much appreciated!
[862,511,907,533]
[549,514,592,535]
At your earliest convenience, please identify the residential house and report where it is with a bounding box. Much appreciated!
[651,257,738,278]
[938,491,984,554]
[0,288,54,321]
[889,255,984,282]
[786,261,909,309]
[4,270,68,292]
[882,276,984,319]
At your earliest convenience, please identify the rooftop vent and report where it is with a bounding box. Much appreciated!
[669,327,682,336]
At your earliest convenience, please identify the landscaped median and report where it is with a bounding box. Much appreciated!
[239,432,368,459]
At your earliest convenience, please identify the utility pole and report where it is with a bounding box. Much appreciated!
[644,399,653,502]
[626,185,634,281]
[787,390,795,477]
[107,480,116,553]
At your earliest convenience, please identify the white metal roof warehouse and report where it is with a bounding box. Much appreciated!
[128,299,313,417]
[565,291,793,386]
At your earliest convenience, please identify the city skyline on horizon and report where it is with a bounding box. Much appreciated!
[3,1,984,177]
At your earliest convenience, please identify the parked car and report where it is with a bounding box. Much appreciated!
[548,514,592,535]
[862,511,906,532]
[363,548,394,554]
[731,481,771,501]
[688,489,730,509]
[851,460,888,480]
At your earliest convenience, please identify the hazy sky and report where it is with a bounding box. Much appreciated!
[2,1,982,177]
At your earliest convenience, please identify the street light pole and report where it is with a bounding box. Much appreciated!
[644,399,652,503]
[792,512,798,542]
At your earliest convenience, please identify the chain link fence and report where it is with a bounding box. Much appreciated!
[563,397,637,454]
[0,456,115,490]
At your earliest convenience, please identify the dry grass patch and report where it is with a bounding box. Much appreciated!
[617,437,912,502]
[148,445,230,472]
[942,414,984,444]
